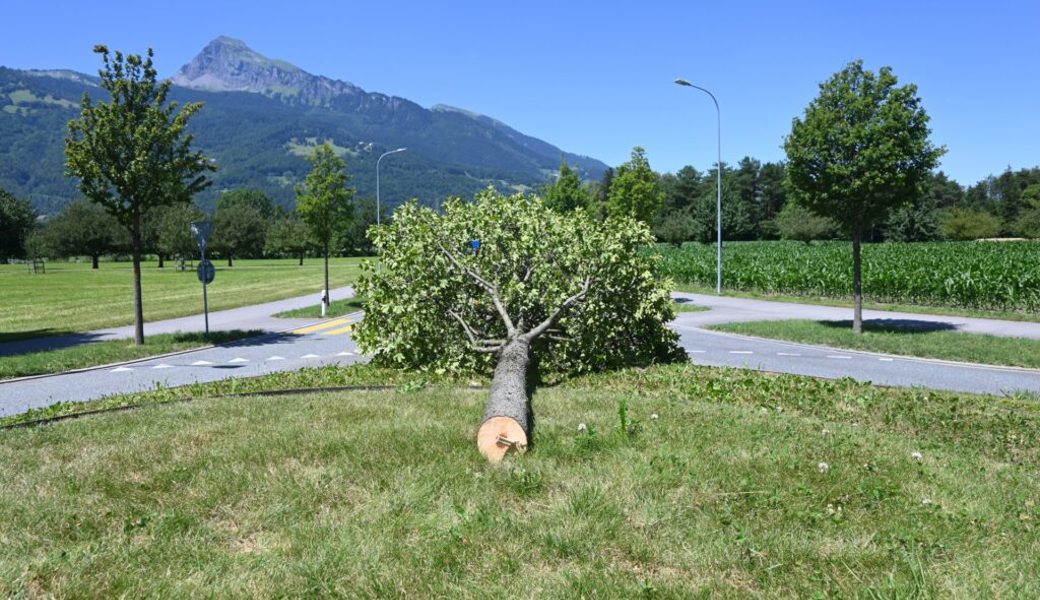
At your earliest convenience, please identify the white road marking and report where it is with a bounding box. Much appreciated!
[688,350,706,354]
[879,357,895,362]
[336,351,354,356]
[111,366,134,372]
[267,356,286,361]
[228,357,249,363]
[152,364,174,369]
[730,350,753,354]
[827,355,852,360]
[191,360,213,366]
[777,352,802,356]
[301,353,321,359]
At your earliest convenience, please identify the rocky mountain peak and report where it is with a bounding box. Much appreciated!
[172,36,362,104]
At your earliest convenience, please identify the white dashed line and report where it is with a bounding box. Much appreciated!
[827,355,852,360]
[267,356,286,361]
[191,360,213,366]
[730,350,753,354]
[688,350,706,354]
[111,366,134,372]
[228,357,249,363]
[152,364,174,369]
[879,357,895,362]
[777,352,802,356]
[301,354,321,359]
[336,351,354,356]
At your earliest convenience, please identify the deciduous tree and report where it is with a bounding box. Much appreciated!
[543,159,591,213]
[40,199,124,268]
[0,188,37,263]
[353,189,683,462]
[65,45,214,344]
[607,147,663,225]
[784,60,943,333]
[296,144,353,310]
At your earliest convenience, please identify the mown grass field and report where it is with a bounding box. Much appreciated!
[655,241,1040,314]
[712,319,1040,369]
[0,257,365,338]
[1,363,1037,597]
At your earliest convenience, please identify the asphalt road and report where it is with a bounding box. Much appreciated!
[3,291,1040,417]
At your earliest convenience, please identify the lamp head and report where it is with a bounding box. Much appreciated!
[675,78,693,87]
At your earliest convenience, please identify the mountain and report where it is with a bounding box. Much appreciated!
[0,37,608,215]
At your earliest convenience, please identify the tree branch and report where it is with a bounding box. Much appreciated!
[435,237,516,336]
[448,309,506,354]
[522,276,594,343]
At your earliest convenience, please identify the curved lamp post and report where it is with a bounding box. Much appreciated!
[675,78,722,294]
[376,147,407,225]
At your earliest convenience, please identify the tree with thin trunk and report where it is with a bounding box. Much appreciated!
[784,60,943,333]
[65,45,214,344]
[353,189,684,462]
[296,144,353,312]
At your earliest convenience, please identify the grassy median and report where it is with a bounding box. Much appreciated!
[1,363,1037,596]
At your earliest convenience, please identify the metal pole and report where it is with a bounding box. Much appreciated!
[675,79,723,294]
[201,246,210,334]
[376,147,407,225]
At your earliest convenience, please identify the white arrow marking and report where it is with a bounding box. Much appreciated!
[191,360,213,366]
[267,356,286,361]
[152,364,174,369]
[228,357,249,363]
[111,366,134,372]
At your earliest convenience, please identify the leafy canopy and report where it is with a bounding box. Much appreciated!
[607,147,663,225]
[543,160,591,214]
[65,46,214,227]
[0,188,37,261]
[296,143,353,249]
[353,189,682,374]
[784,60,944,232]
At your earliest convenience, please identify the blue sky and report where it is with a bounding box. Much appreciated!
[3,1,1037,185]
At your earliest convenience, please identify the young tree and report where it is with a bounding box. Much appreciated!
[608,147,663,225]
[353,189,683,462]
[0,188,37,263]
[65,45,214,344]
[774,202,840,243]
[296,143,353,311]
[40,200,123,268]
[543,159,591,213]
[784,60,944,333]
[940,207,1002,240]
[154,202,206,267]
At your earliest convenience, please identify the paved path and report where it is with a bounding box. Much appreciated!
[4,290,1040,418]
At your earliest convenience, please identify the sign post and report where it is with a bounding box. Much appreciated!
[190,221,215,334]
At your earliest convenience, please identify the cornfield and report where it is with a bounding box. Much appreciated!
[653,241,1040,312]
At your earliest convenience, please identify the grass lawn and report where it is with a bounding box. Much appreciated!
[677,284,1040,323]
[712,319,1040,369]
[1,363,1038,596]
[0,330,263,380]
[0,257,366,339]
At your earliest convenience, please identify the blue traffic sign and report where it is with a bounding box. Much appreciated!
[197,259,216,285]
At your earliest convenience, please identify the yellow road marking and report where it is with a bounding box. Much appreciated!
[292,318,352,335]
[322,325,354,336]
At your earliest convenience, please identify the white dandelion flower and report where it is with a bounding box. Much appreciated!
[577,422,587,432]
[911,451,923,462]
[818,462,830,474]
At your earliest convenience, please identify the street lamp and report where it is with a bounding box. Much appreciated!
[376,147,407,225]
[675,78,723,294]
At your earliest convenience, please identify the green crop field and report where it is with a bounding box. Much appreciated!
[0,258,365,338]
[654,241,1040,313]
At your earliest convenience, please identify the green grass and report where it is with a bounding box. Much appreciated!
[1,363,1038,596]
[274,296,367,319]
[677,283,1040,323]
[673,298,708,313]
[711,319,1040,368]
[0,330,264,380]
[0,257,366,339]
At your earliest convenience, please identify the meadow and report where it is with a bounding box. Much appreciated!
[655,241,1040,313]
[0,257,365,339]
[1,362,1037,597]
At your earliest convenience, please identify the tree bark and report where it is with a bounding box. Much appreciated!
[477,338,532,463]
[298,251,304,266]
[852,225,863,335]
[227,256,233,267]
[91,254,99,269]
[323,241,330,312]
[131,210,145,345]
[157,253,164,268]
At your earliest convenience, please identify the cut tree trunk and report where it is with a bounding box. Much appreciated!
[477,337,532,463]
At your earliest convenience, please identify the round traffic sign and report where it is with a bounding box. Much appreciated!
[197,259,216,285]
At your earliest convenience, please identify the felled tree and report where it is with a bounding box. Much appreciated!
[353,189,683,462]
